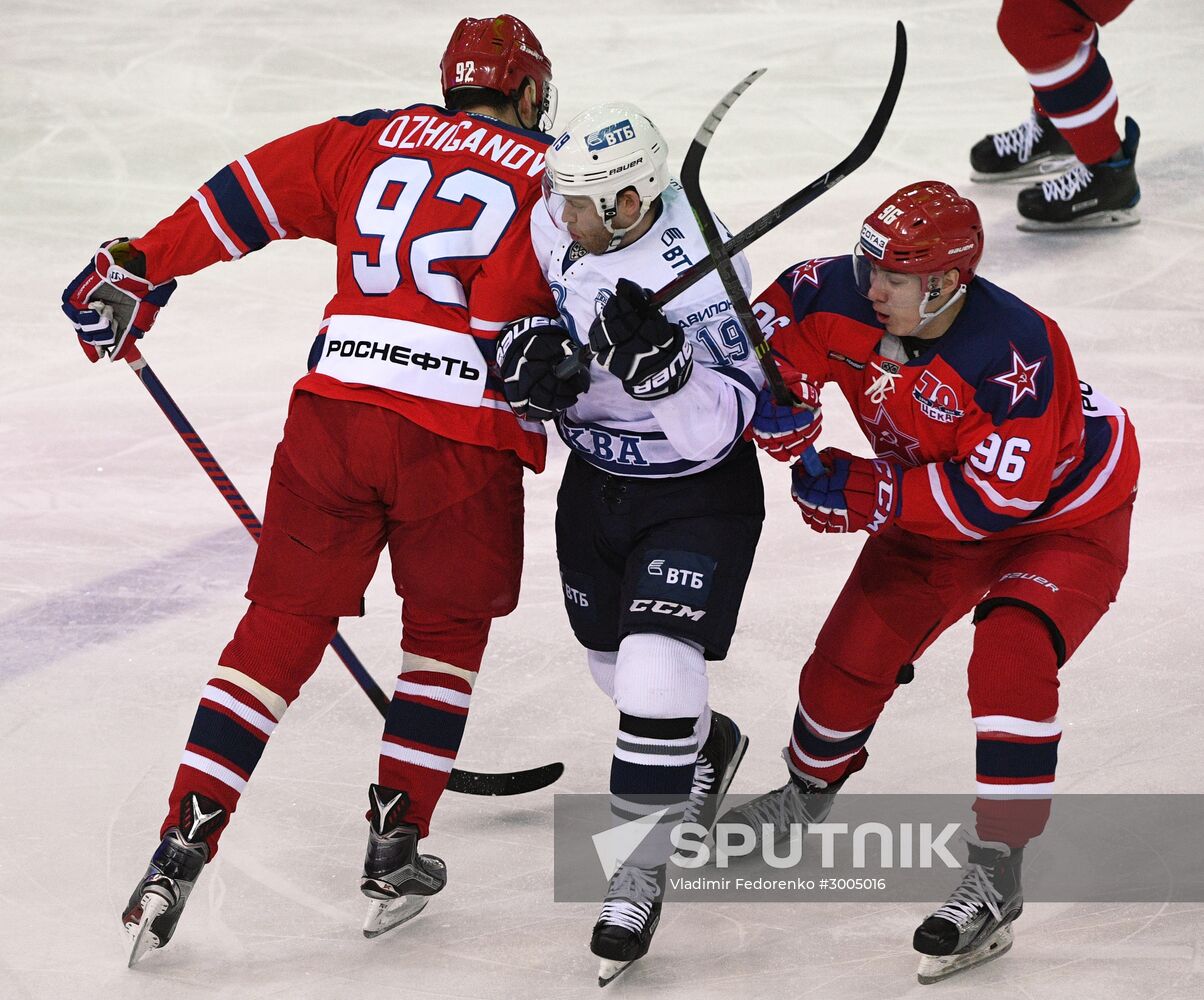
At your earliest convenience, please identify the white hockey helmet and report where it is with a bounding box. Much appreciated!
[544,101,670,247]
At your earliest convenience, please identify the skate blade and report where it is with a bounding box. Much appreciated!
[597,956,634,987]
[362,895,430,939]
[971,156,1078,184]
[126,893,170,968]
[916,922,1014,984]
[1017,207,1140,233]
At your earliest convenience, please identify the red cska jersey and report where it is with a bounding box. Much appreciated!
[755,256,1139,541]
[131,105,557,470]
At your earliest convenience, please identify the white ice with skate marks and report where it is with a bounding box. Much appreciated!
[4,0,1204,997]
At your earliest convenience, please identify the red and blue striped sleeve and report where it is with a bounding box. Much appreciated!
[132,114,370,283]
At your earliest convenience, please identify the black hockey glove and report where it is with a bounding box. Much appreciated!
[496,316,590,421]
[589,277,693,401]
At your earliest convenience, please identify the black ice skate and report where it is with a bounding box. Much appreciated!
[1017,116,1140,231]
[122,792,225,967]
[591,863,666,987]
[360,783,447,938]
[970,108,1076,182]
[683,711,748,837]
[913,838,1024,985]
[713,747,863,857]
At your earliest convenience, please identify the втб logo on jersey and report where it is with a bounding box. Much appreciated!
[586,119,636,151]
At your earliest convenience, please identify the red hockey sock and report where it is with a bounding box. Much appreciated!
[160,603,336,857]
[787,650,895,784]
[969,605,1060,846]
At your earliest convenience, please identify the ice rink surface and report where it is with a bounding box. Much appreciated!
[4,1,1203,996]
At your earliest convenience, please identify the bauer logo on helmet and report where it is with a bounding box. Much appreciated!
[607,155,646,178]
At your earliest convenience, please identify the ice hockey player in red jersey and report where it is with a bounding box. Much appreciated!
[723,180,1139,983]
[60,14,557,964]
[969,0,1140,230]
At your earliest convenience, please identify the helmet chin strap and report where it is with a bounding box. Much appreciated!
[901,277,966,337]
[600,202,648,252]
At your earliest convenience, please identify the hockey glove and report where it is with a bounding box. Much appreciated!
[588,277,692,401]
[496,316,590,421]
[750,369,823,463]
[61,239,177,363]
[790,447,902,535]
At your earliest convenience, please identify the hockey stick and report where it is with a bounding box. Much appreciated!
[124,349,564,796]
[555,20,908,380]
[678,69,824,478]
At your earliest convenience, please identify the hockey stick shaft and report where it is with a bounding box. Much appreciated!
[554,21,908,380]
[679,69,824,478]
[124,350,562,795]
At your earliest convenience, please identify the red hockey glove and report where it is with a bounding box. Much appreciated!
[749,369,822,462]
[61,239,176,363]
[790,447,902,535]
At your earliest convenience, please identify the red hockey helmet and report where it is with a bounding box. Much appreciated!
[856,181,984,287]
[439,15,555,131]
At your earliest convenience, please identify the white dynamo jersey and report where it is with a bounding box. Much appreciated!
[531,180,764,478]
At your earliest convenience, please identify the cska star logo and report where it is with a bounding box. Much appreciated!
[862,403,923,466]
[990,344,1045,409]
[790,257,838,293]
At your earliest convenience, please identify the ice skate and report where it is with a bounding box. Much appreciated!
[969,109,1076,182]
[1016,116,1140,231]
[913,838,1024,984]
[713,747,862,857]
[591,863,665,987]
[683,711,748,837]
[361,783,447,939]
[122,793,224,967]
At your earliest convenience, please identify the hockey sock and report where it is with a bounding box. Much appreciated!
[608,633,707,867]
[162,603,336,857]
[378,651,477,838]
[610,712,699,868]
[970,605,1061,846]
[788,650,892,784]
[997,1,1122,166]
[587,649,618,700]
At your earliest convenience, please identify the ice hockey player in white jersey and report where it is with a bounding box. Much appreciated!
[496,101,764,987]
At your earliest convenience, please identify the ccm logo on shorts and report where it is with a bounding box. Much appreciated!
[628,599,706,621]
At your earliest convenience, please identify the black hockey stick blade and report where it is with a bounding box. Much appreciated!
[360,667,564,795]
[127,355,564,799]
[554,20,907,380]
[446,761,565,796]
